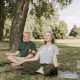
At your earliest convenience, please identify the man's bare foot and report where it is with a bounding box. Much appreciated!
[11,63,18,68]
[11,63,22,69]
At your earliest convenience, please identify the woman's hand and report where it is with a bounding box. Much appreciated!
[53,55,59,68]
[54,63,59,68]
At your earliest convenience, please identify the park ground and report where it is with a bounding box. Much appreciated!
[0,39,80,80]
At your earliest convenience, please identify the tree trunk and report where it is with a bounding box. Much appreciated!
[10,0,30,50]
[0,0,5,41]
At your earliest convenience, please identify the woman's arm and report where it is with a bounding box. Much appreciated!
[53,55,59,68]
[25,50,36,59]
[5,51,20,56]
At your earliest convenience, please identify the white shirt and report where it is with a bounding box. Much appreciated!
[38,44,59,64]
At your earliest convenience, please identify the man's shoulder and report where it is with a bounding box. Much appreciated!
[29,41,34,43]
[29,41,36,45]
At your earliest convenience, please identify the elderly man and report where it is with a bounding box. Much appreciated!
[5,32,36,64]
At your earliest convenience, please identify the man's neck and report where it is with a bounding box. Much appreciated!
[24,40,30,42]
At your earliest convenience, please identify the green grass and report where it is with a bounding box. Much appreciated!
[0,41,80,80]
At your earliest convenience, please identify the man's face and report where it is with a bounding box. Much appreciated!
[23,33,30,42]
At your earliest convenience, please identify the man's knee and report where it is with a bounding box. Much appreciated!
[7,55,13,60]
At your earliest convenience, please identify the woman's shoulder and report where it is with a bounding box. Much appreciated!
[40,44,46,48]
[38,44,46,50]
[52,44,58,49]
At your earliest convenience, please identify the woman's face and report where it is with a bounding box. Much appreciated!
[44,32,52,42]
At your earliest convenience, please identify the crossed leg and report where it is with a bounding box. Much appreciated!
[6,55,19,64]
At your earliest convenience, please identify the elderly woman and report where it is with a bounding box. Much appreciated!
[12,31,59,76]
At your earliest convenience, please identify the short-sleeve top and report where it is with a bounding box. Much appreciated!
[18,41,36,57]
[38,44,59,64]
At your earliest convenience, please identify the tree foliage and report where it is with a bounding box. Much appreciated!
[33,27,43,39]
[0,0,72,49]
[30,0,72,20]
[0,0,16,40]
[4,0,16,18]
[69,25,80,37]
[0,0,5,40]
[56,0,72,7]
[30,0,56,19]
[30,0,72,39]
[52,20,68,39]
[32,20,68,39]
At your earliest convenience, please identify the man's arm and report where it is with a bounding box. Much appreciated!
[12,51,20,56]
[5,51,20,56]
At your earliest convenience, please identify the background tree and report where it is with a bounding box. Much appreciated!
[0,0,16,40]
[5,0,16,18]
[77,27,80,37]
[52,20,68,39]
[0,0,5,41]
[31,0,55,39]
[8,0,72,50]
[33,27,43,39]
[69,25,78,37]
[10,0,30,50]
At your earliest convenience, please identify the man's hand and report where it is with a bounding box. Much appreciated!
[11,59,26,66]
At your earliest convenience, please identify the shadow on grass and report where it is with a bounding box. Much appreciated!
[0,49,10,51]
[0,40,9,43]
[0,67,28,76]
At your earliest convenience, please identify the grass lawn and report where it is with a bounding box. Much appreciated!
[0,41,80,80]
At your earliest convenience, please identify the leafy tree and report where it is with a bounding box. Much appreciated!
[9,0,30,50]
[77,27,80,37]
[8,0,72,50]
[52,21,68,39]
[32,1,59,39]
[5,0,16,18]
[0,0,5,41]
[58,20,68,38]
[69,25,78,37]
[0,0,16,41]
[33,27,43,39]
